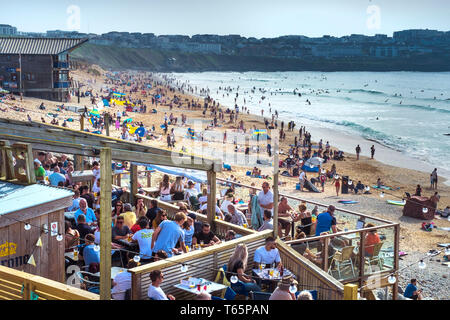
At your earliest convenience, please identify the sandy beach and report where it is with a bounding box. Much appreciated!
[1,65,449,262]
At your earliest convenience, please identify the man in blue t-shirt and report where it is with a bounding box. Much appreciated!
[80,234,100,268]
[151,212,187,257]
[48,166,66,186]
[74,198,97,225]
[315,205,338,236]
[404,279,422,300]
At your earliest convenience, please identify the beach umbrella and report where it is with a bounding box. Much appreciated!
[90,109,100,117]
[135,127,146,137]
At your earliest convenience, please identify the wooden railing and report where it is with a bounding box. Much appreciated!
[128,230,273,300]
[0,265,99,300]
[276,239,344,300]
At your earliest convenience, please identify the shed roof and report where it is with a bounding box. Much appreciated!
[0,182,73,216]
[0,37,88,55]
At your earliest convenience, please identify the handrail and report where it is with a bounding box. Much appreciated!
[285,223,398,245]
[216,177,393,224]
[128,230,273,275]
[0,265,99,300]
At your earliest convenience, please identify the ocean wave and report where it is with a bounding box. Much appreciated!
[348,89,384,95]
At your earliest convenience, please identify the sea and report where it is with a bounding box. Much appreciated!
[167,71,450,183]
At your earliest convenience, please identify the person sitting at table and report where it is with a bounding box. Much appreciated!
[75,214,93,243]
[131,216,146,234]
[258,210,274,232]
[151,212,187,257]
[362,223,381,257]
[67,189,81,212]
[112,200,125,222]
[184,180,198,200]
[152,210,168,230]
[120,203,136,229]
[78,234,100,273]
[181,215,195,249]
[159,174,172,201]
[131,216,154,263]
[294,204,312,236]
[315,205,346,247]
[145,200,160,226]
[225,230,236,241]
[199,202,224,220]
[297,290,313,300]
[177,202,189,215]
[65,220,80,252]
[226,243,261,296]
[133,198,147,218]
[147,270,175,300]
[220,194,234,214]
[112,216,132,243]
[227,204,247,227]
[269,275,297,300]
[195,292,212,300]
[74,198,97,226]
[192,222,221,248]
[253,237,282,269]
[277,197,293,238]
[111,258,141,300]
[150,250,168,263]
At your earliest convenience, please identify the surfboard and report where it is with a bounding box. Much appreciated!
[387,200,405,206]
[339,200,359,204]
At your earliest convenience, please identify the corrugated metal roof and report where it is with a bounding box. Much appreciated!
[0,37,88,55]
[0,181,73,216]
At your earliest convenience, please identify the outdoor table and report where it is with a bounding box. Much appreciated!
[174,277,227,295]
[70,170,94,184]
[94,266,128,279]
[65,251,78,262]
[341,232,359,246]
[141,186,160,197]
[252,268,295,292]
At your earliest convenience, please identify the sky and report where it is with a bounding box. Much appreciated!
[3,0,450,38]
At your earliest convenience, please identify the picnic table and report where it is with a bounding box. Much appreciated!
[141,186,160,197]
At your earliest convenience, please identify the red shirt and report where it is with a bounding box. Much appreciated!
[130,224,141,234]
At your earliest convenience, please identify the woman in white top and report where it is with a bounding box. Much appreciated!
[159,174,171,201]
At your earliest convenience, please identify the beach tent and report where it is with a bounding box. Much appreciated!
[304,157,324,167]
[402,196,436,220]
[301,165,319,173]
[135,127,146,137]
[112,92,126,97]
[251,129,268,140]
[103,99,110,107]
[90,109,100,117]
[133,163,207,184]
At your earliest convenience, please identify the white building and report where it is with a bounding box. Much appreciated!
[0,24,17,36]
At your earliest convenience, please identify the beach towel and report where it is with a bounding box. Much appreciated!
[250,195,263,230]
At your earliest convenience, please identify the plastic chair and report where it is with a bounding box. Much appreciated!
[224,287,237,300]
[365,242,384,273]
[328,246,356,279]
[249,291,271,300]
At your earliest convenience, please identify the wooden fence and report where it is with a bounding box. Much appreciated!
[128,230,273,300]
[276,239,344,300]
[0,265,99,300]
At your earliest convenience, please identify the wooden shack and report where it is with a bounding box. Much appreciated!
[0,37,88,101]
[0,181,73,282]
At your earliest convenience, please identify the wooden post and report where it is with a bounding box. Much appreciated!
[74,155,83,171]
[99,147,112,300]
[104,113,110,137]
[273,141,279,239]
[359,230,366,289]
[80,115,84,131]
[322,235,329,272]
[344,284,358,300]
[392,224,400,300]
[146,171,151,187]
[22,143,36,184]
[0,140,15,180]
[207,170,217,228]
[130,164,138,205]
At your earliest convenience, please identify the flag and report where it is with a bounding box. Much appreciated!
[35,237,42,247]
[27,255,36,267]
